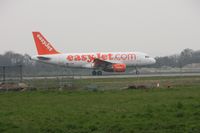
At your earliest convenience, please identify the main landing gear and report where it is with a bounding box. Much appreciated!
[92,70,102,76]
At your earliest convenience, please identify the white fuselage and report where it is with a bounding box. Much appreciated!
[32,52,156,69]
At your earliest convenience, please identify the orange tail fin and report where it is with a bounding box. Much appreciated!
[32,32,60,55]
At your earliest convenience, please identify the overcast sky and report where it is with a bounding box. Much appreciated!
[0,0,200,57]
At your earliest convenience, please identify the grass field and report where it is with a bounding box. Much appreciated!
[0,76,200,133]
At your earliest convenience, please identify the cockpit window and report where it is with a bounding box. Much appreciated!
[145,56,150,58]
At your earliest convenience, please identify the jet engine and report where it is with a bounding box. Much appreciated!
[103,64,126,72]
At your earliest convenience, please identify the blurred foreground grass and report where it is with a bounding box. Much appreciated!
[0,76,200,133]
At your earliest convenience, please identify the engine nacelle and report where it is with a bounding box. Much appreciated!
[103,64,126,72]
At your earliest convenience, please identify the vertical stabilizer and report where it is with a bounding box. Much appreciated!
[32,32,60,55]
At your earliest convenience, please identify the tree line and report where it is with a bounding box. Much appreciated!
[154,48,200,68]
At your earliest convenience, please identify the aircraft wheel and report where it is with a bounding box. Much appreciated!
[136,70,140,75]
[92,71,97,76]
[97,71,102,76]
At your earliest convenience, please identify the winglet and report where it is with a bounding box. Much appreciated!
[32,32,60,55]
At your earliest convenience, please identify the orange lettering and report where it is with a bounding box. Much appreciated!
[67,55,73,61]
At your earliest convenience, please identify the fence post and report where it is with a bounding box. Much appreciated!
[3,66,5,83]
[19,65,23,82]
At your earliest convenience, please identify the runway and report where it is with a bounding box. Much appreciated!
[75,73,200,79]
[24,72,200,80]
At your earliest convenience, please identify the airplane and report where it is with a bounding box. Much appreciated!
[31,32,156,75]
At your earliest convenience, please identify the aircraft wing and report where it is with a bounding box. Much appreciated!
[93,58,113,69]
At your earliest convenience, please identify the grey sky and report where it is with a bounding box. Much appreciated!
[0,0,200,57]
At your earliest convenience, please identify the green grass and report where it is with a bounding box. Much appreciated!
[0,77,200,133]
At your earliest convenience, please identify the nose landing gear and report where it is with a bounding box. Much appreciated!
[135,67,140,75]
[136,70,140,75]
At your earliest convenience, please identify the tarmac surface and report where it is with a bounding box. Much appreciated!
[24,72,200,80]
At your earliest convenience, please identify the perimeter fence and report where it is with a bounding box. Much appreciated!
[0,65,22,83]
